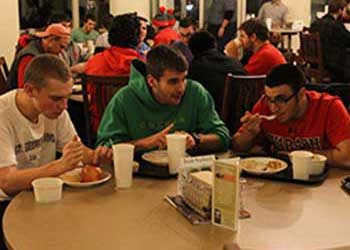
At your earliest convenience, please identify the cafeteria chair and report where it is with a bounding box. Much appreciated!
[298,29,331,83]
[305,82,350,111]
[0,56,9,95]
[81,74,129,147]
[221,74,266,133]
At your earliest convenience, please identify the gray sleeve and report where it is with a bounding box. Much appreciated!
[258,4,265,20]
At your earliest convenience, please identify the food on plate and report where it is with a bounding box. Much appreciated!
[266,160,282,170]
[242,160,282,171]
[81,165,103,182]
[61,172,81,183]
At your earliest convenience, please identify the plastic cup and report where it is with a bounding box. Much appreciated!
[289,151,314,180]
[112,143,135,189]
[309,154,327,175]
[166,134,187,174]
[32,177,63,203]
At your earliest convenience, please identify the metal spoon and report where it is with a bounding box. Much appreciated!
[259,114,277,121]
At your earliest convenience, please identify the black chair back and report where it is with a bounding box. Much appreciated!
[81,74,129,147]
[299,29,330,83]
[221,74,266,133]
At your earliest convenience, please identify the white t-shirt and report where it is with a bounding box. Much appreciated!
[0,90,76,170]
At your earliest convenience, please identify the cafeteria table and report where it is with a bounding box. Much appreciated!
[3,168,350,250]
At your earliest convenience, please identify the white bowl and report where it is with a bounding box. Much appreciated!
[309,154,327,175]
[32,177,63,203]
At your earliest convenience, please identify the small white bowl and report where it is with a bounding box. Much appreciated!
[309,154,327,175]
[32,177,63,203]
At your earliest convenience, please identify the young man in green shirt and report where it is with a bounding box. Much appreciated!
[71,14,99,43]
[97,45,230,153]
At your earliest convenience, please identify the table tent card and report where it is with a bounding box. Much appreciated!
[212,158,240,231]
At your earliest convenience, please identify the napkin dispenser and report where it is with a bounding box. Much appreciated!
[182,171,213,218]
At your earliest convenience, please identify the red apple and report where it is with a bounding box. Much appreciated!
[81,165,103,182]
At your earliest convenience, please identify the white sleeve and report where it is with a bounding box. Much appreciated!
[0,119,17,167]
[56,111,77,152]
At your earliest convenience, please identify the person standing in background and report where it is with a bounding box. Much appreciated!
[207,0,237,52]
[258,0,289,27]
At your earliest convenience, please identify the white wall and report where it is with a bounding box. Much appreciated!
[0,1,19,66]
[110,0,150,20]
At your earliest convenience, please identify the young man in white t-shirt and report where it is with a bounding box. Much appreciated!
[0,54,112,247]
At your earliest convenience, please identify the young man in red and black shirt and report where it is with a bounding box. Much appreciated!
[232,64,350,169]
[238,18,286,75]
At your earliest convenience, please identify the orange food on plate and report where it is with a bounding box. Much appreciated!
[81,165,103,182]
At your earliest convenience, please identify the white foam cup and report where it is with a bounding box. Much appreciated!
[309,154,327,175]
[32,177,63,203]
[112,143,135,188]
[166,134,187,174]
[289,150,314,180]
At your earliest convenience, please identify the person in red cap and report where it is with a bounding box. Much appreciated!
[7,23,71,89]
[153,7,180,46]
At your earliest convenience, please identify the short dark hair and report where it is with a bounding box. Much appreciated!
[266,64,306,92]
[146,45,188,80]
[188,31,216,56]
[24,54,72,88]
[83,13,96,23]
[328,0,346,13]
[179,17,193,28]
[48,13,71,25]
[239,18,268,41]
[108,13,141,48]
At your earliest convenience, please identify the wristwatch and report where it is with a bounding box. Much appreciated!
[191,133,201,147]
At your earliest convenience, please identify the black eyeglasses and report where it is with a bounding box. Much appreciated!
[263,89,300,105]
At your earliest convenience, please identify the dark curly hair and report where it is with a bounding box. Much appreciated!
[108,13,141,48]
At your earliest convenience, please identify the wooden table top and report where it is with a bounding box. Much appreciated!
[3,168,350,250]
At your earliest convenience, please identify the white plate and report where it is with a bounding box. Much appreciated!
[59,168,111,187]
[141,150,169,166]
[240,157,288,175]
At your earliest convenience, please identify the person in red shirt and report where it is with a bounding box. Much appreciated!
[153,7,180,46]
[232,64,350,169]
[7,24,71,89]
[85,13,144,134]
[238,18,286,75]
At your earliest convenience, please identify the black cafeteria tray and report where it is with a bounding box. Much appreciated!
[237,153,329,185]
[133,154,175,179]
